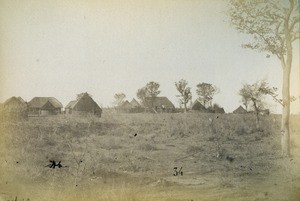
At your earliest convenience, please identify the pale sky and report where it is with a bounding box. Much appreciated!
[0,0,299,113]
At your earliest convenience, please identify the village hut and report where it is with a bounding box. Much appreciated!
[145,97,175,113]
[65,92,102,117]
[130,98,144,113]
[4,97,27,109]
[205,104,226,114]
[233,106,247,114]
[130,98,141,108]
[190,100,209,113]
[118,100,132,113]
[2,97,28,120]
[213,107,225,114]
[28,97,63,116]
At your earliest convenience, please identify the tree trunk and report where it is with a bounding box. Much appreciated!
[255,112,260,131]
[252,100,260,131]
[280,21,292,157]
[281,66,291,157]
[184,102,187,113]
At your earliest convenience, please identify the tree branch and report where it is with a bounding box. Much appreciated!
[289,16,299,31]
[291,34,300,42]
[242,23,282,57]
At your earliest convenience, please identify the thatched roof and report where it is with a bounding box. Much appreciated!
[28,97,63,108]
[65,100,77,109]
[233,106,247,114]
[119,100,132,108]
[4,97,26,105]
[145,97,175,108]
[214,107,225,114]
[130,98,141,108]
[65,92,102,113]
[4,96,27,107]
[191,100,208,112]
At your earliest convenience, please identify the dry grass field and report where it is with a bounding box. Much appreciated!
[0,112,299,201]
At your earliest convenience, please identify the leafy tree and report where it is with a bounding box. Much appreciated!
[239,80,270,130]
[241,94,250,111]
[259,86,297,106]
[196,83,219,108]
[136,87,148,105]
[77,92,92,100]
[113,93,126,107]
[175,79,192,113]
[137,81,161,108]
[228,0,299,157]
[145,81,161,97]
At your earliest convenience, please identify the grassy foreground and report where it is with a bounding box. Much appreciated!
[0,112,299,201]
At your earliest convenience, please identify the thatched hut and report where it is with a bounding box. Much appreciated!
[118,100,132,113]
[130,98,144,113]
[130,98,141,108]
[145,97,175,113]
[233,106,247,114]
[65,92,102,117]
[190,100,209,113]
[2,97,28,120]
[28,97,63,116]
[213,107,225,114]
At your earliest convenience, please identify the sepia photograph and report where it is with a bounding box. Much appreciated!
[0,0,299,200]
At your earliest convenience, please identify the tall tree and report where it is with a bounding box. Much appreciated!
[175,79,192,113]
[228,0,299,157]
[113,93,126,107]
[196,83,219,108]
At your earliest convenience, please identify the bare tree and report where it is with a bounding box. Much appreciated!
[196,83,219,108]
[175,79,192,113]
[113,93,126,107]
[228,0,299,157]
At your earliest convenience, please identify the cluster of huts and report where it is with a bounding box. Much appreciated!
[0,92,269,120]
[116,98,144,113]
[0,93,102,120]
[116,97,228,114]
[117,97,177,113]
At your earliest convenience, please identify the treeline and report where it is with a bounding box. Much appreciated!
[113,80,220,113]
[113,79,283,114]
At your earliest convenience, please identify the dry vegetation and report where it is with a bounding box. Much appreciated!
[0,112,299,201]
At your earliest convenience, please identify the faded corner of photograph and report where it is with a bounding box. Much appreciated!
[0,0,300,201]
